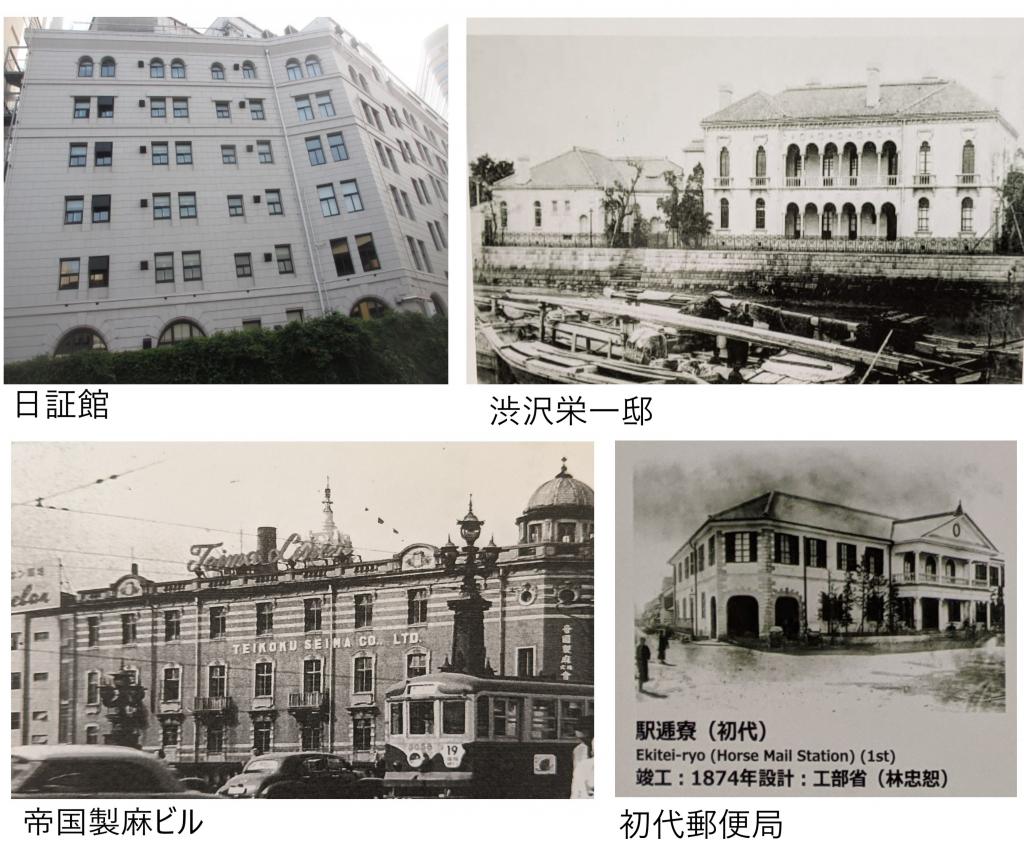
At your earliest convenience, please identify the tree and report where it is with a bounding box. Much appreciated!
[657,164,711,247]
[997,169,1024,253]
[601,160,646,248]
[884,577,903,635]
[469,154,515,207]
[839,569,856,636]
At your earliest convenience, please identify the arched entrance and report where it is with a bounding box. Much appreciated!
[710,597,718,639]
[841,203,858,240]
[860,203,877,239]
[726,595,759,638]
[774,597,800,639]
[803,203,819,239]
[920,598,939,631]
[785,203,801,238]
[821,203,837,240]
[880,202,897,240]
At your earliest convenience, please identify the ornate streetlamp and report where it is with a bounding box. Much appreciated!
[439,497,502,676]
[99,669,147,748]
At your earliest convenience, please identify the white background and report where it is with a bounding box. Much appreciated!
[3,0,1023,846]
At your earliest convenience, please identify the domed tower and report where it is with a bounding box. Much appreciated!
[517,458,594,545]
[308,477,353,555]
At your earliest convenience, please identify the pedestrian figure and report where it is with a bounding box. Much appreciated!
[570,727,595,799]
[657,629,669,663]
[636,637,651,691]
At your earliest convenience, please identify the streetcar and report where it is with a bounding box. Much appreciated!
[382,672,594,798]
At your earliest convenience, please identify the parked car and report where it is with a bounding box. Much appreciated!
[217,753,381,798]
[12,745,213,798]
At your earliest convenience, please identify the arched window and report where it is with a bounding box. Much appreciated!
[349,298,390,320]
[305,55,322,77]
[406,651,427,679]
[158,319,205,346]
[150,58,164,78]
[349,64,358,82]
[755,146,766,177]
[961,140,975,175]
[100,57,116,77]
[918,141,931,174]
[822,143,837,179]
[961,197,974,232]
[55,327,106,356]
[917,197,930,232]
[903,553,915,575]
[170,59,186,79]
[285,59,302,80]
[755,198,765,230]
[77,56,94,77]
[499,201,508,229]
[533,200,542,227]
[719,147,730,178]
[359,73,368,91]
[719,198,730,229]
[210,62,225,80]
[241,61,256,79]
[925,555,937,575]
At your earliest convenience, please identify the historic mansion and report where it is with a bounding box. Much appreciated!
[692,69,1019,250]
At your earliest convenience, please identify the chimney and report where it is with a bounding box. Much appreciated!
[513,156,531,185]
[257,527,277,564]
[866,66,880,109]
[130,563,139,576]
[718,84,733,110]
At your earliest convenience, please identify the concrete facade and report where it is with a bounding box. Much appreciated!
[4,18,448,362]
[668,492,1005,640]
[11,599,75,748]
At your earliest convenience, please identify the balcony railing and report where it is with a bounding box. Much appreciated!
[713,176,732,188]
[821,175,836,187]
[886,174,899,187]
[288,691,326,710]
[193,695,231,713]
[899,572,978,587]
[913,173,933,187]
[957,173,979,186]
[785,176,802,187]
[749,176,770,188]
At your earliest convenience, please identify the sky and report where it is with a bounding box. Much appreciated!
[469,18,1024,167]
[11,443,592,593]
[622,442,1016,605]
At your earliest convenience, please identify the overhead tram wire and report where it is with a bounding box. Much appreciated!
[12,458,166,507]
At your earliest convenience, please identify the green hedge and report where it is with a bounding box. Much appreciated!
[4,312,448,384]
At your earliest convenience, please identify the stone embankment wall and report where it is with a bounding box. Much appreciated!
[477,246,1024,292]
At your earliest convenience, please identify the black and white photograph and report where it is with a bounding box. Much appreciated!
[12,443,594,798]
[615,441,1015,796]
[469,18,1024,384]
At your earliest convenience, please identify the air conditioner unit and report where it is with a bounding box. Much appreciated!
[263,253,272,262]
[139,145,147,154]
[142,338,153,349]
[253,195,261,203]
[140,199,148,207]
[138,99,145,107]
[233,63,240,71]
[246,145,254,153]
[137,60,144,68]
[238,101,246,108]
[140,260,149,270]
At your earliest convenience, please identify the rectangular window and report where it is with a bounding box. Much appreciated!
[303,658,322,693]
[304,598,322,632]
[725,531,758,563]
[153,193,171,219]
[530,699,558,740]
[257,141,273,163]
[774,532,799,566]
[162,667,181,701]
[266,189,283,215]
[407,236,423,271]
[86,616,99,646]
[353,657,373,693]
[516,647,535,677]
[374,140,389,169]
[208,665,226,698]
[172,98,189,118]
[249,99,265,120]
[64,196,84,224]
[88,255,109,288]
[155,252,174,283]
[161,722,179,748]
[865,547,884,576]
[492,697,520,739]
[33,672,48,682]
[164,610,181,641]
[182,251,202,281]
[74,97,90,118]
[407,652,427,678]
[121,613,137,644]
[318,184,339,217]
[390,185,404,215]
[354,593,373,628]
[256,602,273,635]
[286,309,304,323]
[85,672,98,704]
[97,96,114,118]
[837,542,857,571]
[327,132,348,161]
[330,238,355,276]
[418,178,432,205]
[150,97,166,117]
[390,702,404,736]
[221,144,237,164]
[90,194,111,222]
[91,141,112,167]
[316,92,335,118]
[59,257,80,289]
[339,180,363,212]
[418,239,433,273]
[152,142,169,165]
[409,701,434,735]
[215,101,230,118]
[401,191,414,219]
[234,253,252,278]
[306,136,326,165]
[356,233,381,271]
[295,95,314,121]
[254,662,273,698]
[209,607,226,639]
[276,245,294,274]
[251,718,272,752]
[178,192,197,218]
[407,588,428,625]
[804,537,827,568]
[242,320,262,333]
[386,148,399,171]
[13,672,22,689]
[69,143,87,166]
[227,195,244,217]
[442,701,466,735]
[412,179,424,204]
[427,222,441,250]
[175,142,193,165]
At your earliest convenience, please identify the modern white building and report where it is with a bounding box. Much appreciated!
[488,147,681,242]
[669,491,1005,640]
[697,70,1018,249]
[4,17,448,362]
